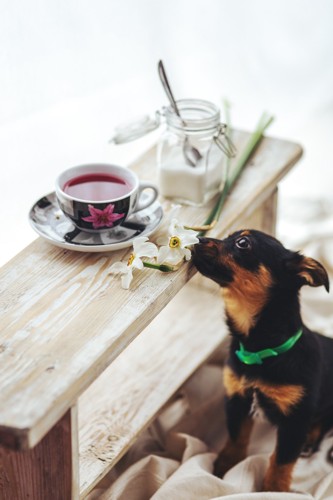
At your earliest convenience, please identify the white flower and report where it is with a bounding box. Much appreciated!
[110,236,158,289]
[157,218,199,266]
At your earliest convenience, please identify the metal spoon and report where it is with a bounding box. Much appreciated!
[158,60,202,167]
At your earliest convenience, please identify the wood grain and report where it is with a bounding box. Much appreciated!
[0,131,302,450]
[78,274,226,497]
[0,407,79,500]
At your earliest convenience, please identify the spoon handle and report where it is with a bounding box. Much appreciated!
[157,60,183,120]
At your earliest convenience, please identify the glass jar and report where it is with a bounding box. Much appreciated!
[109,98,235,206]
[157,99,233,206]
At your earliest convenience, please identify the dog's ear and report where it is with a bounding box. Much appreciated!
[286,253,330,292]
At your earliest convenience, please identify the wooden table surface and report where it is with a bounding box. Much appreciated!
[0,130,302,452]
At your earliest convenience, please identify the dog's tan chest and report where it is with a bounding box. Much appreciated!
[223,366,305,416]
[221,264,273,336]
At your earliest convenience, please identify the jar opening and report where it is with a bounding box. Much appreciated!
[164,99,220,132]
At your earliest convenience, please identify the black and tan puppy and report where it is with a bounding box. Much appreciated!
[192,229,331,492]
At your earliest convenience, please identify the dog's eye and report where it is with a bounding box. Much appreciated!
[235,236,251,250]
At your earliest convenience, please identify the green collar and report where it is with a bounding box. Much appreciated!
[235,328,303,365]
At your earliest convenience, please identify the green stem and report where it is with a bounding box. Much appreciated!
[143,261,176,273]
[198,112,274,237]
[222,98,232,184]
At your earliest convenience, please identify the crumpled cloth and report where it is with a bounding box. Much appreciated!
[88,364,333,500]
[88,197,333,500]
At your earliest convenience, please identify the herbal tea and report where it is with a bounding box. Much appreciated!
[63,173,132,201]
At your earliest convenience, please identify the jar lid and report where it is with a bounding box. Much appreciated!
[164,99,220,132]
[109,113,160,144]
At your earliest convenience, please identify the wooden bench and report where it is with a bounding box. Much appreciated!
[0,130,302,499]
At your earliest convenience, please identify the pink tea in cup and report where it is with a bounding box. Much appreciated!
[63,173,132,201]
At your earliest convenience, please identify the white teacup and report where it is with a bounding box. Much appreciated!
[55,163,159,233]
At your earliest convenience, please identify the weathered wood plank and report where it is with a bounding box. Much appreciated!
[78,275,226,497]
[0,406,79,499]
[0,131,302,450]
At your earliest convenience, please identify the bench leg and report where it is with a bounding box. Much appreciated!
[259,187,278,235]
[0,406,79,500]
[232,187,278,236]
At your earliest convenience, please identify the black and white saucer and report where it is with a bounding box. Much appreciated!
[29,192,163,252]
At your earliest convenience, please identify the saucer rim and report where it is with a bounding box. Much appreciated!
[29,192,163,253]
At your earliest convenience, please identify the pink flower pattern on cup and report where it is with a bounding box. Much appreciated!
[82,204,125,229]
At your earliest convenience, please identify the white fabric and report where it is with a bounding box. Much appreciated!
[87,365,333,499]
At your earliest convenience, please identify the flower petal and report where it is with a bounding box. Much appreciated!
[110,212,125,221]
[138,242,158,258]
[88,205,104,216]
[168,248,185,265]
[156,245,171,264]
[157,246,184,265]
[104,204,115,215]
[133,236,158,259]
[180,232,199,248]
[81,215,95,223]
[183,247,192,261]
[132,257,144,270]
[109,261,128,274]
[168,218,179,236]
[121,268,133,289]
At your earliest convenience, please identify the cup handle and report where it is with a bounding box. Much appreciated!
[133,182,159,212]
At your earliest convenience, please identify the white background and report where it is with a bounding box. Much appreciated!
[1,0,333,266]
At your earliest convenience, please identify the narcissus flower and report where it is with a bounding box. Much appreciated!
[82,204,125,229]
[110,236,158,289]
[157,218,199,266]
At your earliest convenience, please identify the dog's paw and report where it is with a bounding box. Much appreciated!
[300,443,316,458]
[213,448,245,478]
[262,476,291,492]
[213,454,228,477]
[262,457,293,492]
